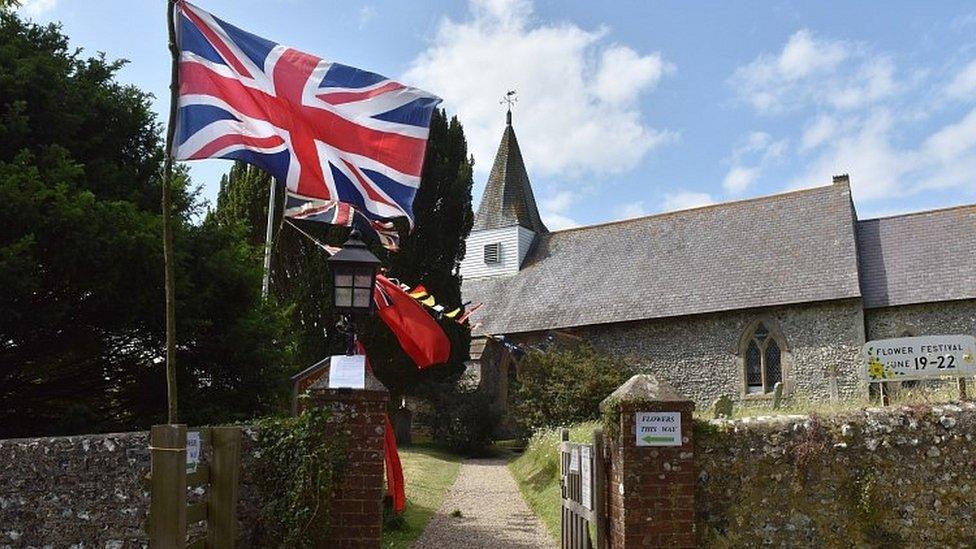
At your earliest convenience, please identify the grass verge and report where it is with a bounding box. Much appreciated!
[507,421,600,541]
[701,383,963,419]
[381,444,462,549]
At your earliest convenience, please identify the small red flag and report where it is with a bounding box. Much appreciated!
[374,275,450,368]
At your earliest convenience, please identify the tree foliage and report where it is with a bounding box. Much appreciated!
[0,12,290,437]
[511,344,631,435]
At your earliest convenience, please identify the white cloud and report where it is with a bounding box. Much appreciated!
[662,191,715,212]
[828,57,897,110]
[17,0,57,17]
[922,107,976,163]
[540,190,579,229]
[801,115,837,151]
[594,46,672,106]
[722,131,787,195]
[776,29,848,80]
[404,0,673,179]
[947,59,976,100]
[615,201,648,219]
[730,29,896,113]
[792,108,976,202]
[791,112,906,201]
[723,166,759,194]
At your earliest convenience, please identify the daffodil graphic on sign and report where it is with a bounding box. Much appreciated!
[964,353,973,364]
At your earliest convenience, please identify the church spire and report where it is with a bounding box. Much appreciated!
[473,92,547,233]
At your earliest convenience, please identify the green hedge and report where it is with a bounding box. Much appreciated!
[250,408,348,547]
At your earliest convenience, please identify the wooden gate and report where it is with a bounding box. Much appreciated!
[560,428,607,549]
[147,425,242,548]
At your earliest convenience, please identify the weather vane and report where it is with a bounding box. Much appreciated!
[500,90,517,111]
[500,90,517,125]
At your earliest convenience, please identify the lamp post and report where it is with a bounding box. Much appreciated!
[328,230,382,353]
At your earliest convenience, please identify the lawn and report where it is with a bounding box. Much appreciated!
[507,421,600,541]
[381,444,462,549]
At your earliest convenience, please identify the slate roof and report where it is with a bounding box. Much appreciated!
[856,205,976,309]
[472,117,548,233]
[463,182,864,335]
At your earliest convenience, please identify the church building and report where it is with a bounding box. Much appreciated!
[460,112,976,415]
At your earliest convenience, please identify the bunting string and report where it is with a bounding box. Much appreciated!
[283,220,482,324]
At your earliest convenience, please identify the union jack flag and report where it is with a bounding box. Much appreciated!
[172,1,440,247]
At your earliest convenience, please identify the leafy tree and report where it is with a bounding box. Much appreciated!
[212,109,475,403]
[0,12,290,437]
[511,343,631,435]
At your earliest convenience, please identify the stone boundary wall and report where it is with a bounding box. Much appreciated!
[0,428,269,548]
[695,402,976,547]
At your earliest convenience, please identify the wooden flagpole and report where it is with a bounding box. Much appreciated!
[162,0,180,423]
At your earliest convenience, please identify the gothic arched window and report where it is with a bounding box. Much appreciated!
[744,322,783,394]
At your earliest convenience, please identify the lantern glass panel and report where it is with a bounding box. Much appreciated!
[335,273,353,287]
[335,287,353,308]
[353,288,371,308]
[354,272,373,287]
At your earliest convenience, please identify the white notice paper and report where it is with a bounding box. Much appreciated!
[569,447,580,473]
[581,446,592,510]
[186,431,201,474]
[328,355,366,389]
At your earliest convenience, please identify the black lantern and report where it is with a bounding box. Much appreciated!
[327,231,382,313]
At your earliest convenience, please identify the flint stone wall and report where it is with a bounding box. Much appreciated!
[579,299,867,407]
[695,402,976,547]
[0,428,268,548]
[865,299,976,340]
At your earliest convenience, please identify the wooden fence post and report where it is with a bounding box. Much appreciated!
[150,424,187,549]
[208,426,242,549]
[593,429,607,549]
[560,428,569,548]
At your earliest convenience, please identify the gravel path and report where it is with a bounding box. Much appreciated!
[413,458,556,549]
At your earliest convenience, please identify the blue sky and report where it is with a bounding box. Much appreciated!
[18,0,976,227]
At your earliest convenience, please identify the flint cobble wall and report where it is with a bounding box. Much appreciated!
[865,299,976,339]
[580,299,867,408]
[0,431,151,547]
[0,428,270,549]
[695,402,976,547]
[1,428,269,548]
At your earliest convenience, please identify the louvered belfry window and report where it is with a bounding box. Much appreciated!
[745,322,783,394]
[484,243,501,264]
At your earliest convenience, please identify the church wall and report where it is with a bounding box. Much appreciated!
[571,299,867,408]
[864,299,976,340]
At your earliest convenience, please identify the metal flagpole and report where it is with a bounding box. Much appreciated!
[162,0,181,423]
[261,179,277,298]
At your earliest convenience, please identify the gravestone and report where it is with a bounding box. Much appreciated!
[772,382,784,409]
[392,406,412,445]
[712,395,733,418]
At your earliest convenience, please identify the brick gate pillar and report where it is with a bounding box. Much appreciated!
[600,375,696,548]
[309,360,389,549]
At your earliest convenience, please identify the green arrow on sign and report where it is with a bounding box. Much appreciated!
[642,435,673,444]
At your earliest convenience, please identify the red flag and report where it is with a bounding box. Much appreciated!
[357,342,406,513]
[374,275,450,368]
[383,415,406,512]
